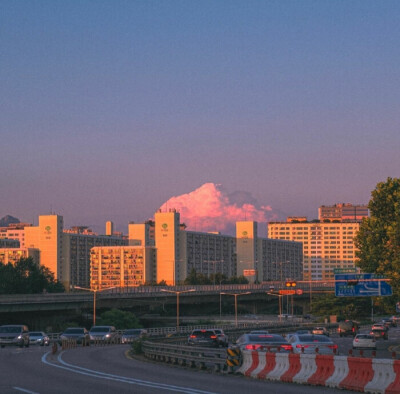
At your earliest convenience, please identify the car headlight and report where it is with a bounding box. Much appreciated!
[17,335,22,339]
[105,334,110,338]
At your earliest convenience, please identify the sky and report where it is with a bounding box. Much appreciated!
[1,0,400,235]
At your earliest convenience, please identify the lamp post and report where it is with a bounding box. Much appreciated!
[219,279,226,318]
[266,291,283,322]
[73,285,116,326]
[161,288,195,331]
[220,292,251,327]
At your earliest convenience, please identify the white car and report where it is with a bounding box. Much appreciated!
[352,334,376,350]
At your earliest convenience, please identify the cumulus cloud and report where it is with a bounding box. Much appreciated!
[159,183,278,235]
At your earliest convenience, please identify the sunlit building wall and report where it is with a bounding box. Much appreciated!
[268,220,360,281]
[90,246,156,289]
[0,248,39,265]
[0,238,20,248]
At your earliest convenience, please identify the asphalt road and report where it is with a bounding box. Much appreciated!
[0,344,354,394]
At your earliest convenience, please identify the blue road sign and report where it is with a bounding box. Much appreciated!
[335,273,392,297]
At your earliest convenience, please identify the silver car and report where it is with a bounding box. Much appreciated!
[0,325,30,348]
[352,334,376,350]
[288,334,338,355]
[29,331,50,346]
[89,326,118,343]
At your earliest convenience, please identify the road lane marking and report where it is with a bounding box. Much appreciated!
[42,352,217,394]
[13,387,39,394]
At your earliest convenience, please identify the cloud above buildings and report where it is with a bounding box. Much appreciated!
[159,183,278,235]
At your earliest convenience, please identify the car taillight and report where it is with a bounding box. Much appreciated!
[190,335,196,338]
[328,345,338,349]
[281,344,292,351]
[355,339,359,342]
[210,335,217,339]
[245,344,261,350]
[296,344,309,348]
[381,332,385,336]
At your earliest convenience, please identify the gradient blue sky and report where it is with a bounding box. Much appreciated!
[1,0,400,232]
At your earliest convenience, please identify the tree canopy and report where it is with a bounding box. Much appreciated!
[0,257,64,294]
[355,177,400,297]
[99,308,142,329]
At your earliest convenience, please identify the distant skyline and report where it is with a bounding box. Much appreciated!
[2,1,399,234]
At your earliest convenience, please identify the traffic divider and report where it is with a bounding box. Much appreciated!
[281,353,301,382]
[307,354,334,386]
[365,358,397,394]
[339,357,374,391]
[293,354,317,384]
[385,359,400,394]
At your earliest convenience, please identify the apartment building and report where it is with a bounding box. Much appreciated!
[268,218,360,281]
[90,246,156,289]
[236,221,303,283]
[25,215,126,290]
[318,203,369,222]
[0,223,32,249]
[0,238,20,248]
[0,248,39,265]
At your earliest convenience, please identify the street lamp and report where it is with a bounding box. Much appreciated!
[220,292,251,327]
[161,288,195,331]
[266,291,283,322]
[73,286,116,326]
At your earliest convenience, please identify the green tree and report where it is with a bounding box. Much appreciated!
[99,309,142,329]
[0,257,64,294]
[355,177,400,297]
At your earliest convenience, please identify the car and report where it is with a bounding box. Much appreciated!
[312,327,329,336]
[89,326,118,343]
[59,327,90,346]
[213,329,229,347]
[121,329,148,344]
[0,325,30,348]
[372,323,388,331]
[338,320,359,337]
[235,333,292,352]
[287,334,338,355]
[370,328,388,340]
[381,319,392,329]
[29,331,50,346]
[352,334,376,350]
[188,329,220,347]
[296,329,312,335]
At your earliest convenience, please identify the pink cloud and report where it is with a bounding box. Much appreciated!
[159,183,278,235]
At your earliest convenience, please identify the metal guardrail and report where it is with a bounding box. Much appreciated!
[142,341,228,372]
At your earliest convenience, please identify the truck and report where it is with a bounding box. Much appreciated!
[338,320,359,337]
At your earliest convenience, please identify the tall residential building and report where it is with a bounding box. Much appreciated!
[236,221,303,283]
[155,210,181,285]
[25,214,126,290]
[128,221,155,246]
[25,215,64,279]
[318,203,369,222]
[90,246,156,289]
[268,219,360,281]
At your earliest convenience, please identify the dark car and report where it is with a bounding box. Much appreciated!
[235,333,292,352]
[89,326,118,343]
[370,328,388,340]
[121,329,148,344]
[0,325,30,348]
[188,329,219,347]
[59,327,90,346]
[381,319,393,329]
[338,320,359,337]
[29,331,50,346]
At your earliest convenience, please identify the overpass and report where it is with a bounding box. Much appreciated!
[0,281,333,314]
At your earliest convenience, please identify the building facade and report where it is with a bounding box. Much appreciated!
[268,219,360,281]
[318,203,369,222]
[25,215,126,290]
[236,221,303,283]
[90,246,156,289]
[0,248,39,266]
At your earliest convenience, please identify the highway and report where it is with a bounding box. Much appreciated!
[0,344,352,394]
